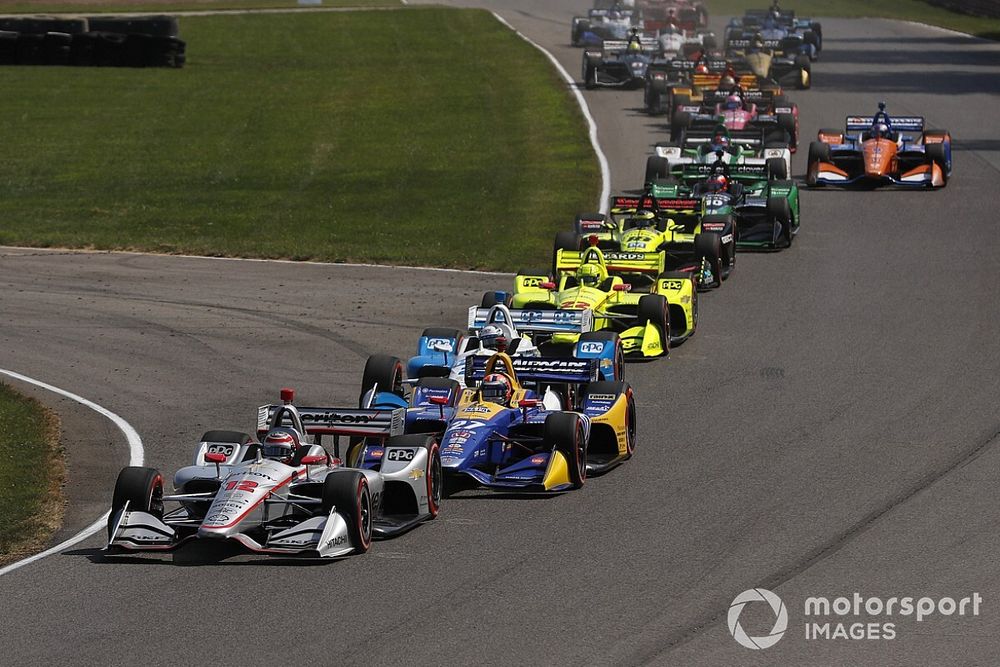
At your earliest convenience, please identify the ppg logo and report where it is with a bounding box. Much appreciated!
[386,449,416,462]
[579,342,604,354]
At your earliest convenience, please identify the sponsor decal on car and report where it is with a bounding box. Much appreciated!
[386,448,416,462]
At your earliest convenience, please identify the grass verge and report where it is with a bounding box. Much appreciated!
[0,8,600,271]
[0,0,400,13]
[709,0,1000,40]
[0,383,64,567]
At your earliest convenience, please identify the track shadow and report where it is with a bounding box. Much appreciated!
[817,70,1000,95]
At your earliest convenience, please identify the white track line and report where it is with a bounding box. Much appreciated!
[489,12,612,214]
[0,369,144,577]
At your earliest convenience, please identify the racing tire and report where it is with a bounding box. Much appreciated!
[777,112,797,147]
[578,330,624,382]
[645,156,671,186]
[671,93,690,112]
[574,212,606,235]
[767,196,793,247]
[322,471,372,554]
[806,141,831,186]
[553,230,581,275]
[794,55,811,89]
[670,110,691,143]
[637,294,670,354]
[481,291,512,309]
[766,157,788,181]
[108,467,164,540]
[693,232,723,289]
[360,354,405,405]
[545,412,587,489]
[701,33,717,51]
[925,143,949,187]
[584,63,597,90]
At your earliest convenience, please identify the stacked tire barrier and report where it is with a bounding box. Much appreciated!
[0,15,185,67]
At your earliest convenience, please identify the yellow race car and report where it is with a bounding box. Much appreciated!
[491,245,693,358]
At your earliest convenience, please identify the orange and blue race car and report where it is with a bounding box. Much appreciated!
[806,102,952,188]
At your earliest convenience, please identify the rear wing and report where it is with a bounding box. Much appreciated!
[609,195,701,214]
[602,37,660,53]
[683,127,765,146]
[701,89,774,105]
[468,305,593,335]
[727,37,783,50]
[668,58,730,72]
[846,115,924,132]
[465,356,599,386]
[257,405,404,438]
[556,249,664,275]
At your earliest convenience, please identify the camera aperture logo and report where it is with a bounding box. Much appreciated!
[727,588,983,649]
[728,588,788,650]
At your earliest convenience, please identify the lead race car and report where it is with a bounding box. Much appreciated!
[106,388,442,559]
[806,102,952,188]
[434,352,636,492]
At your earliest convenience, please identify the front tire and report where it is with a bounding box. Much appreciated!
[360,354,404,405]
[108,467,164,540]
[545,412,587,489]
[637,294,670,354]
[322,471,373,554]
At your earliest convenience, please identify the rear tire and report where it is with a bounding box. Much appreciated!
[767,196,793,247]
[925,143,949,186]
[108,467,163,540]
[645,156,671,186]
[360,354,404,405]
[322,471,372,554]
[545,412,586,489]
[553,230,581,274]
[670,110,691,142]
[766,157,788,180]
[806,141,831,186]
[481,291,511,308]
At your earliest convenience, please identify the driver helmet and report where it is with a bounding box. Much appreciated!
[480,324,507,352]
[629,211,657,228]
[752,33,765,49]
[576,262,603,287]
[480,373,513,406]
[719,74,736,88]
[725,94,742,110]
[872,121,890,138]
[710,132,730,151]
[695,62,709,74]
[628,39,642,52]
[262,428,300,461]
[705,174,728,193]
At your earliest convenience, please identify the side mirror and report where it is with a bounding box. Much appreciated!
[518,399,539,408]
[540,281,556,290]
[429,396,450,406]
[205,452,226,464]
[300,454,327,465]
[613,283,631,292]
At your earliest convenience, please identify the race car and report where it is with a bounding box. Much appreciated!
[643,57,781,115]
[435,352,636,492]
[583,34,667,89]
[649,124,792,182]
[725,4,822,56]
[572,3,639,47]
[806,103,952,188]
[645,158,800,248]
[500,246,674,358]
[106,388,441,558]
[670,88,799,149]
[725,34,812,89]
[405,303,626,388]
[654,23,717,59]
[639,0,709,32]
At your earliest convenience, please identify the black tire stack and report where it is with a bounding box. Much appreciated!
[0,15,185,68]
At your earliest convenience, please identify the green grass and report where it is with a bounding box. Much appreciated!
[709,0,1000,40]
[0,383,63,566]
[0,0,399,12]
[0,8,600,270]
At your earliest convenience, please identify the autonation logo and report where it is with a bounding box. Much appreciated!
[728,589,983,649]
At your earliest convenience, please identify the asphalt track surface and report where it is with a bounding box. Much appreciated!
[1,4,999,666]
